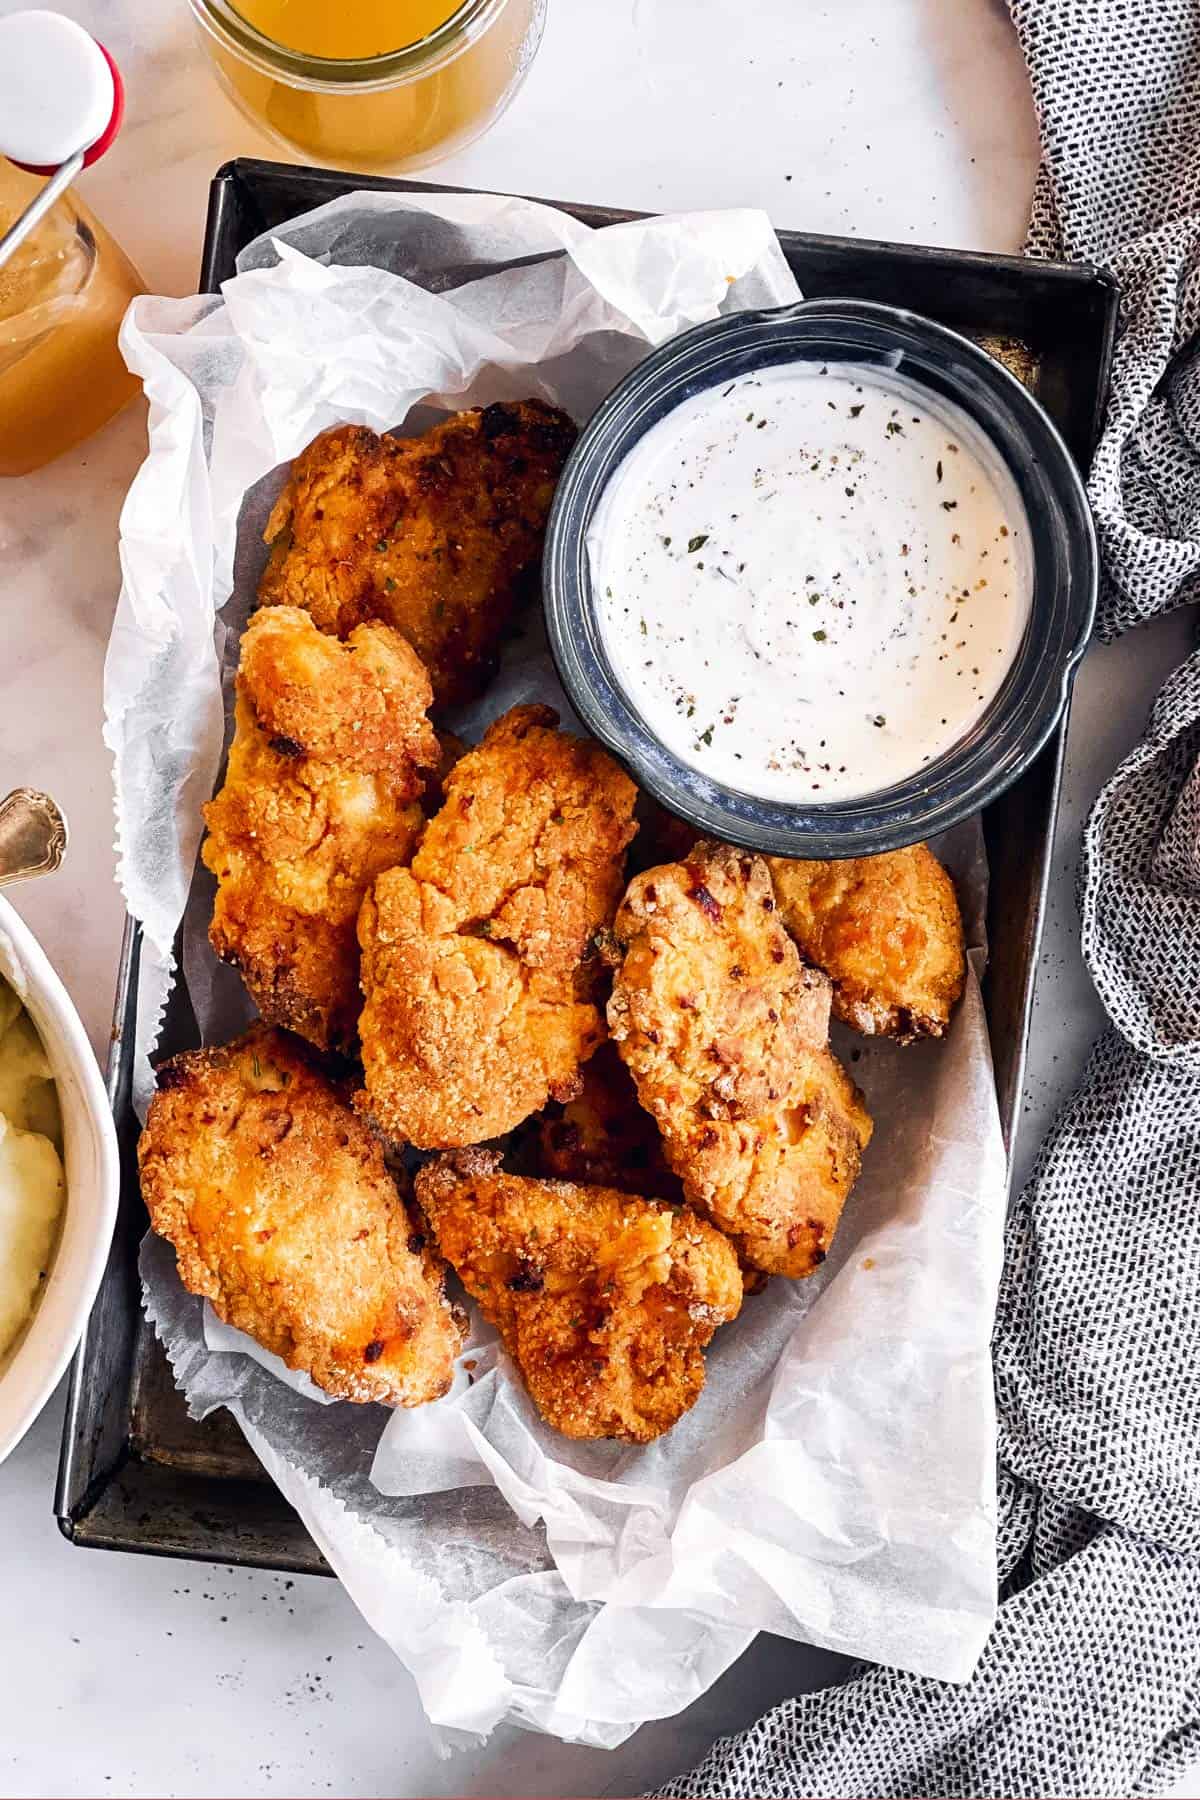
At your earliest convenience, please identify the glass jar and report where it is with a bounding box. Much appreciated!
[0,163,143,478]
[186,0,546,173]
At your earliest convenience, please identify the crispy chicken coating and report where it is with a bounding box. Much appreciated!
[767,845,966,1042]
[535,1040,683,1203]
[258,401,577,710]
[631,810,966,1044]
[357,705,638,1149]
[609,841,872,1279]
[416,1150,742,1442]
[202,607,438,1053]
[139,1027,465,1406]
[532,1048,769,1296]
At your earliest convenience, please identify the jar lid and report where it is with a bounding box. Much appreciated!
[0,9,124,173]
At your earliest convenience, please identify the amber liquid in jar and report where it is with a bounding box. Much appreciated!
[191,0,544,173]
[234,0,460,56]
[0,164,143,478]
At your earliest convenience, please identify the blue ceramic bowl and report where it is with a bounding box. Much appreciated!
[542,297,1098,858]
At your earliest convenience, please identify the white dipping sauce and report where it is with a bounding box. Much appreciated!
[589,361,1032,803]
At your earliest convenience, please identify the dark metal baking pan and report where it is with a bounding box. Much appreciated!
[56,156,1119,1572]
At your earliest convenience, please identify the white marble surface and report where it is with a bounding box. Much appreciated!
[0,0,1193,1793]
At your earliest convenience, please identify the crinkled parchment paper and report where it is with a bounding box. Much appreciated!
[108,191,1008,1747]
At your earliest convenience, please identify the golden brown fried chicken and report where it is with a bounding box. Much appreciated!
[532,1049,769,1296]
[609,841,872,1279]
[631,812,966,1043]
[202,607,438,1053]
[258,401,577,710]
[535,1041,683,1203]
[139,1027,465,1406]
[416,1150,742,1442]
[767,845,966,1042]
[357,705,638,1149]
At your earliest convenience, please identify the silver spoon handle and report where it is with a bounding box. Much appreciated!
[0,789,68,888]
[0,152,85,273]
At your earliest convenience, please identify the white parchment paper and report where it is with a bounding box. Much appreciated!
[109,191,1008,1748]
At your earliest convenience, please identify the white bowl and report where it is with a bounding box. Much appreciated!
[0,895,119,1466]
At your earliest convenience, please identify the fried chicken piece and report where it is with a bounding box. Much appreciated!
[533,1050,768,1297]
[416,1150,742,1442]
[258,401,578,710]
[535,1041,683,1203]
[609,841,872,1279]
[767,845,966,1042]
[139,1027,465,1406]
[202,607,438,1053]
[634,815,966,1042]
[357,705,638,1149]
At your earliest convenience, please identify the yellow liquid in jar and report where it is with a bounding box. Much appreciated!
[233,0,462,57]
[0,165,143,477]
[198,0,541,172]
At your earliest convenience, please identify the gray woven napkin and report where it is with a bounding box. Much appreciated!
[655,3,1200,1794]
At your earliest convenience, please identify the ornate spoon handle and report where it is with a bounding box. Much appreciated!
[0,789,69,889]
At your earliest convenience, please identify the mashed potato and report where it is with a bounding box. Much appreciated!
[0,975,64,1361]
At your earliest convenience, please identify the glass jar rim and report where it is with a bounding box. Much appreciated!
[187,0,506,89]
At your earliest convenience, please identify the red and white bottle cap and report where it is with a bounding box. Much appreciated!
[0,9,124,174]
